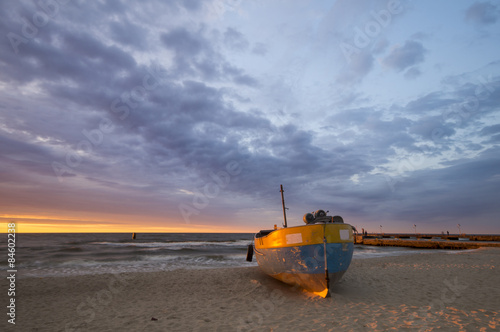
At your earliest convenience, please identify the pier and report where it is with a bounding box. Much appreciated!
[354,233,500,249]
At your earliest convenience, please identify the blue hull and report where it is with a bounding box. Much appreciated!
[255,242,354,296]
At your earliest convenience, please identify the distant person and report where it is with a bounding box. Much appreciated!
[447,231,449,236]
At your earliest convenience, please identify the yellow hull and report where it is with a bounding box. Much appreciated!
[254,223,353,248]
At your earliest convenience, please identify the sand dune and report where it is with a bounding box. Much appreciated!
[3,248,498,331]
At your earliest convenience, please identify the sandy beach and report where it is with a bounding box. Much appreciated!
[3,247,499,331]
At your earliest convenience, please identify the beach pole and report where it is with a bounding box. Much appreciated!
[280,184,288,228]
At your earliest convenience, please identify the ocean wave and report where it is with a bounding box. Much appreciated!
[16,253,256,278]
[89,240,251,249]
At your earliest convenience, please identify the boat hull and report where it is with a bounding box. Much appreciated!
[254,223,354,297]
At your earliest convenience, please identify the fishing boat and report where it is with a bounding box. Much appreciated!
[246,185,355,297]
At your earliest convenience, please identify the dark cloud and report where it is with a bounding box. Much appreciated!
[410,32,429,41]
[404,92,457,114]
[372,38,389,54]
[109,20,149,49]
[0,134,60,181]
[182,0,204,12]
[479,124,500,144]
[222,63,259,87]
[486,134,500,143]
[407,115,456,142]
[386,147,500,223]
[336,51,374,84]
[161,26,258,86]
[161,27,207,56]
[251,42,268,56]
[223,27,249,51]
[401,75,500,145]
[465,1,499,25]
[479,124,500,136]
[325,108,416,165]
[63,31,137,69]
[382,40,426,72]
[404,67,421,80]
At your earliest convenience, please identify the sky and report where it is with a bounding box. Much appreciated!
[1,0,499,234]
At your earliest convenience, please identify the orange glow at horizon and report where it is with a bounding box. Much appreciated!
[8,223,251,233]
[1,215,255,233]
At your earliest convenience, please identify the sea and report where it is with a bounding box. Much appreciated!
[1,233,468,278]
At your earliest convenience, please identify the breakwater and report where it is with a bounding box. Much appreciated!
[354,233,500,249]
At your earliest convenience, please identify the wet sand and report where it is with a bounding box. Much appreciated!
[3,248,499,331]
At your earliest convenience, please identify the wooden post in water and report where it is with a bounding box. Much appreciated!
[280,184,287,228]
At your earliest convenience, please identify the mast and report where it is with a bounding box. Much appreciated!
[280,184,288,228]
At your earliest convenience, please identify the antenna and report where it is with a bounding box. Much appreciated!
[280,184,288,228]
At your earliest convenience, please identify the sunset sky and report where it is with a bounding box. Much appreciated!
[1,0,499,233]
